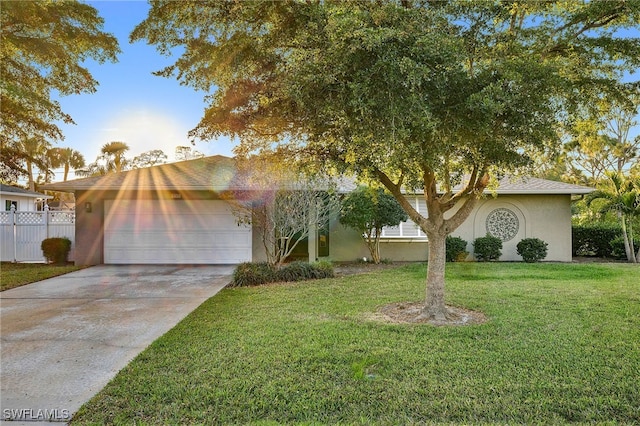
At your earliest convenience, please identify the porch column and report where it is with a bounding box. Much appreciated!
[308,199,318,262]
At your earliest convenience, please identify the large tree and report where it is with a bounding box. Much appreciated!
[133,1,640,321]
[1,1,119,147]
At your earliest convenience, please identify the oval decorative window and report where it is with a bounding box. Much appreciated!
[486,208,519,242]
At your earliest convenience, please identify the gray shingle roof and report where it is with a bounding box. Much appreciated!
[0,184,52,198]
[41,156,593,195]
[42,156,247,192]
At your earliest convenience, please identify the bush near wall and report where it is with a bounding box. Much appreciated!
[231,260,334,287]
[516,238,548,263]
[572,224,624,258]
[473,235,502,262]
[40,237,72,264]
[446,236,469,262]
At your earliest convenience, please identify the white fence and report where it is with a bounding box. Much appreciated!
[0,206,75,263]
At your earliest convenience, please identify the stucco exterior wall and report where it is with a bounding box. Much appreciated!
[453,194,573,262]
[74,191,105,265]
[72,190,573,265]
[328,194,573,263]
[328,220,428,262]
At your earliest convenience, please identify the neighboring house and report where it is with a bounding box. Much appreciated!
[0,184,52,211]
[42,156,593,265]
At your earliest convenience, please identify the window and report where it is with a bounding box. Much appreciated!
[5,200,17,211]
[380,196,427,239]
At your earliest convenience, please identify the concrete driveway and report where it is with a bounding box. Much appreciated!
[1,265,232,423]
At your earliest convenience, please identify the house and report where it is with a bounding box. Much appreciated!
[42,156,593,265]
[0,184,52,211]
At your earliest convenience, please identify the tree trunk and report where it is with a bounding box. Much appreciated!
[420,230,449,321]
[621,214,636,263]
[26,161,35,191]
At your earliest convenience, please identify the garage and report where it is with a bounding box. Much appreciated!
[104,199,251,264]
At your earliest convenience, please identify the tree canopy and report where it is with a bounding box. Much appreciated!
[133,0,640,321]
[1,1,119,184]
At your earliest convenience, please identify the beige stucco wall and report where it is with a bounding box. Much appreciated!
[328,219,428,262]
[328,194,573,263]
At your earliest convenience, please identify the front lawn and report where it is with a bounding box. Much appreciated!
[0,262,83,291]
[73,263,640,424]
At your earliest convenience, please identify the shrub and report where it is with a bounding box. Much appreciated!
[230,262,276,287]
[516,238,549,263]
[40,237,71,264]
[446,236,468,262]
[231,260,334,287]
[610,235,640,259]
[572,224,621,257]
[473,235,502,261]
[311,260,335,279]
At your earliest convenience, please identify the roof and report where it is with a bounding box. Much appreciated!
[41,155,593,195]
[41,156,247,192]
[0,184,53,199]
[477,176,593,195]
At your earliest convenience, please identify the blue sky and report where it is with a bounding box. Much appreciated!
[52,1,235,181]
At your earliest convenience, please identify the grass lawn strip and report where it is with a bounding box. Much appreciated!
[1,262,84,291]
[72,263,640,424]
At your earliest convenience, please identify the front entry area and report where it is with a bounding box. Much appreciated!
[104,199,251,264]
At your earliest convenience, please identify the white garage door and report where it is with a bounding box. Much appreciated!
[104,199,251,264]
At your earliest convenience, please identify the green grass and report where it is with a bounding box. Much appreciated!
[72,263,640,425]
[0,262,83,291]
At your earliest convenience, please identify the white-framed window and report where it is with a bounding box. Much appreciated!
[380,195,427,239]
[5,200,17,211]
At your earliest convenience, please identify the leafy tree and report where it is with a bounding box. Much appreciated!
[133,1,640,321]
[339,186,408,264]
[564,97,639,185]
[175,146,204,162]
[131,149,168,169]
[586,172,640,263]
[1,1,119,153]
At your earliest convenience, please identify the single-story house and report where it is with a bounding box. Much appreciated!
[42,155,593,265]
[1,184,52,211]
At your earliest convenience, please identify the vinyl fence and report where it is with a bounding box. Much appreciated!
[0,206,75,263]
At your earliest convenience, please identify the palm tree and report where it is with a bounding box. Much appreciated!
[587,172,640,263]
[20,136,51,191]
[100,141,129,173]
[48,147,86,181]
[76,141,130,177]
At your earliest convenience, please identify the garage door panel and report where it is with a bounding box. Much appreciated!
[104,200,251,264]
[105,231,252,247]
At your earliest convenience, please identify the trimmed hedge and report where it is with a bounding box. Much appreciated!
[446,236,469,262]
[41,237,72,264]
[230,260,335,287]
[572,224,625,258]
[473,235,502,262]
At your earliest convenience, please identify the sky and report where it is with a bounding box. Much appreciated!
[51,0,236,181]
